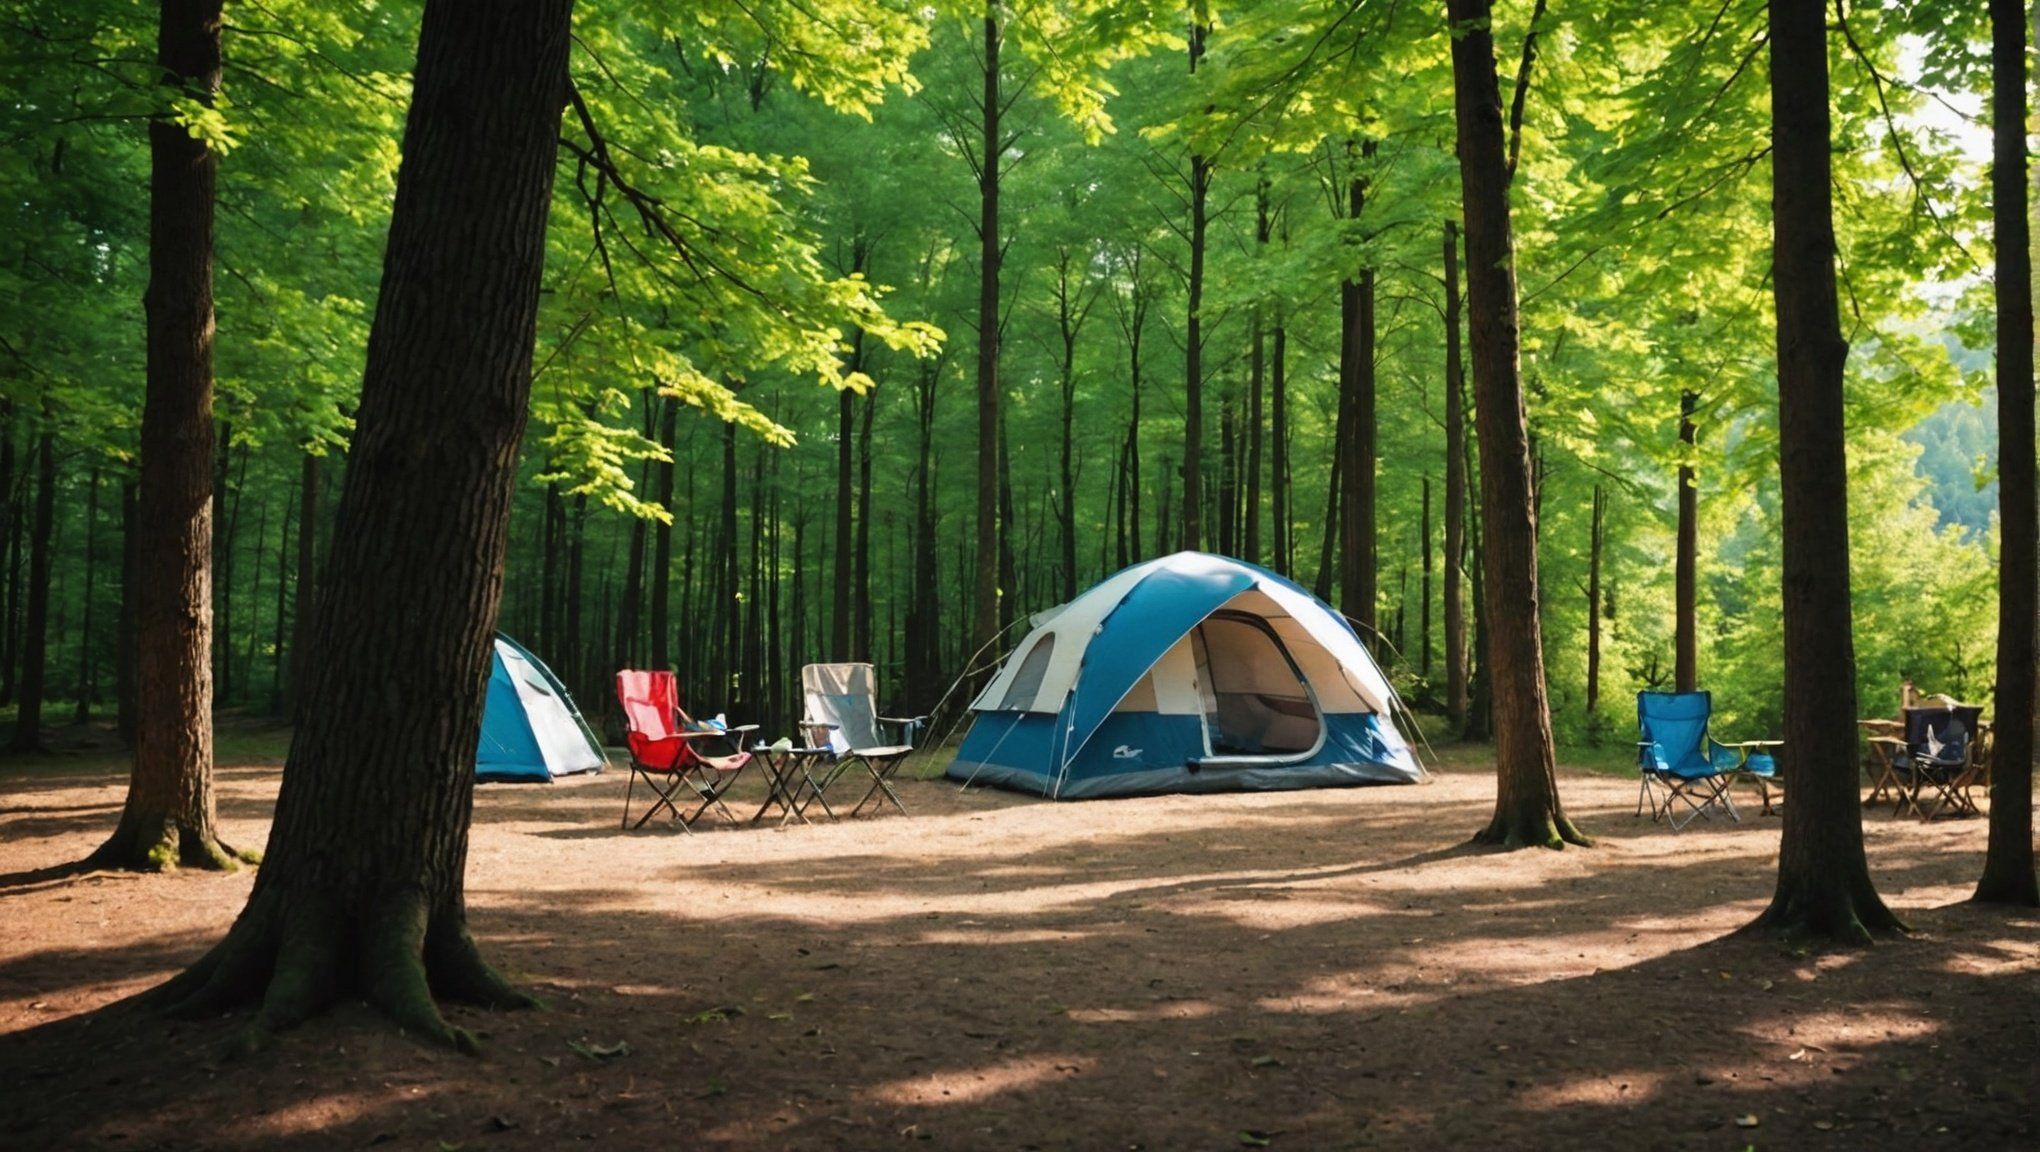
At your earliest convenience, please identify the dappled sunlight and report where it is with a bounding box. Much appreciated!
[1065,1000,1221,1024]
[863,1054,1093,1107]
[1739,1004,1946,1052]
[916,925,1117,947]
[1171,890,1394,931]
[1514,1070,1669,1111]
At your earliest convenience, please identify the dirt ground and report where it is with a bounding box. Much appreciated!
[0,741,2033,1151]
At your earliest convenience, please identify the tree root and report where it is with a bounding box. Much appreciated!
[1472,810,1594,850]
[138,886,530,1054]
[1739,881,1910,946]
[82,818,254,874]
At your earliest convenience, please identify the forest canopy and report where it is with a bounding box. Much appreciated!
[0,0,2009,743]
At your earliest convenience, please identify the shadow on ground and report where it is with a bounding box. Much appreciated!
[0,755,2032,1151]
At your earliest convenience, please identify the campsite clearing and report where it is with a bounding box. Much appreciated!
[1,742,2032,1150]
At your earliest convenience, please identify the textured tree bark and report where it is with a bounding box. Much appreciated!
[1183,152,1210,553]
[1674,389,1698,692]
[1421,475,1433,676]
[1181,8,1211,552]
[1337,160,1378,654]
[1054,251,1082,601]
[147,0,574,1043]
[718,420,739,694]
[854,375,874,664]
[85,0,234,865]
[1464,498,1494,742]
[1443,221,1469,730]
[1586,484,1604,721]
[1246,181,1267,565]
[285,452,318,714]
[1446,0,1584,848]
[1973,0,2037,907]
[1744,0,1900,941]
[615,397,651,670]
[73,469,101,723]
[1270,318,1289,575]
[907,357,941,710]
[971,6,1002,677]
[116,480,139,746]
[9,426,55,753]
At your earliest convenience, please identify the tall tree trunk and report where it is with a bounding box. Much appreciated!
[1674,388,1699,691]
[565,491,585,700]
[150,0,574,1042]
[720,420,739,698]
[997,412,1017,631]
[74,468,102,723]
[650,399,677,671]
[1314,449,1341,603]
[744,441,765,712]
[210,425,229,706]
[833,387,854,660]
[0,403,15,707]
[1246,178,1270,565]
[269,486,291,712]
[1464,500,1493,741]
[971,6,1003,678]
[539,480,563,656]
[1446,0,1584,848]
[615,397,652,669]
[767,471,784,727]
[1745,0,1900,939]
[855,374,875,663]
[1421,475,1433,677]
[908,359,941,709]
[1183,153,1210,552]
[286,452,319,714]
[1054,248,1085,600]
[1271,311,1289,575]
[1217,391,1237,556]
[1443,220,1469,729]
[1181,6,1211,551]
[1338,162,1378,653]
[9,425,55,752]
[89,0,230,864]
[1973,0,2037,907]
[1,458,22,708]
[239,495,268,709]
[117,480,139,746]
[1586,483,1604,723]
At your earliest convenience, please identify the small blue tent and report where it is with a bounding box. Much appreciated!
[476,635,606,783]
[948,552,1423,799]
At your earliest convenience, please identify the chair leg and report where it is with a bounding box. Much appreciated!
[847,757,909,817]
[627,768,687,830]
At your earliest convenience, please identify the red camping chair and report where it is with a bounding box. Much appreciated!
[615,670,757,831]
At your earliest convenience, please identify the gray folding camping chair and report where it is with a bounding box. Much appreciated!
[800,662,925,818]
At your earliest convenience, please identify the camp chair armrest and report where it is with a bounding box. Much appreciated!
[801,720,841,730]
[675,727,754,740]
[878,715,927,726]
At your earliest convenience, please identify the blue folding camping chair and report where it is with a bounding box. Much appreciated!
[1636,691,1749,831]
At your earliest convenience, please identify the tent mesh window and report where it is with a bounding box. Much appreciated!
[999,634,1055,710]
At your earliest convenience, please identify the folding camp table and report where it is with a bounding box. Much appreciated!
[749,743,838,826]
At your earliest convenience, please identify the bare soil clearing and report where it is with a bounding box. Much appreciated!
[0,745,2033,1150]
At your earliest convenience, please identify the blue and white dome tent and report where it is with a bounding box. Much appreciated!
[947,552,1426,799]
